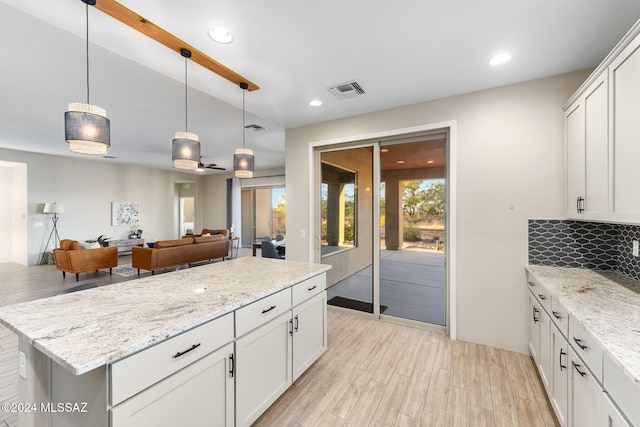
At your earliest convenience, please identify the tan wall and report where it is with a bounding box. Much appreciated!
[285,70,592,353]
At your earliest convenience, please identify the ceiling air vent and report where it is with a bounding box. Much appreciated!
[328,80,366,100]
[244,124,266,132]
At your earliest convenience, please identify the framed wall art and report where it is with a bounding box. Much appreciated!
[111,202,140,226]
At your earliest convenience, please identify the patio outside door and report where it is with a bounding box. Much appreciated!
[318,132,448,329]
[379,137,447,326]
[320,147,375,313]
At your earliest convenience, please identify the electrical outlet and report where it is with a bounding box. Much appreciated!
[633,240,639,257]
[299,229,305,239]
[19,351,26,379]
[34,221,44,228]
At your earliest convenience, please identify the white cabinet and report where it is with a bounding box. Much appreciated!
[292,291,327,381]
[110,342,235,427]
[235,273,328,426]
[568,347,602,427]
[235,311,293,427]
[565,72,608,220]
[550,322,569,427]
[528,290,551,391]
[608,33,640,223]
[602,393,631,427]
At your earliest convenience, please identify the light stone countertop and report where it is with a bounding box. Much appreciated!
[0,257,331,375]
[525,265,640,390]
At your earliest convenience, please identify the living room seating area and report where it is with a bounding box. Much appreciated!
[132,232,231,275]
[52,239,118,281]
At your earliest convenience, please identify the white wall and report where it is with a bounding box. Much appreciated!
[0,148,206,265]
[285,70,592,353]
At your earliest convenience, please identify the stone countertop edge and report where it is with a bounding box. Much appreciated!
[525,264,640,389]
[0,257,331,376]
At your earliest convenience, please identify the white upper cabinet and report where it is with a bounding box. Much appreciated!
[564,72,608,220]
[565,20,640,223]
[609,34,640,223]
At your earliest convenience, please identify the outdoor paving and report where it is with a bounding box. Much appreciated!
[327,249,446,325]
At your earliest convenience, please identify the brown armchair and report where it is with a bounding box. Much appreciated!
[53,239,118,281]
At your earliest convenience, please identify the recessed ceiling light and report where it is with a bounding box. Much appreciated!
[309,99,323,107]
[209,27,233,44]
[489,53,512,66]
[427,160,434,164]
[396,160,405,164]
[380,148,389,153]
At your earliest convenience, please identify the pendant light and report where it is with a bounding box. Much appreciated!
[64,0,110,156]
[234,82,254,178]
[172,48,201,170]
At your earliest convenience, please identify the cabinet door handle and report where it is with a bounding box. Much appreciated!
[559,348,567,371]
[533,307,540,323]
[229,353,235,378]
[172,343,201,359]
[552,311,562,319]
[261,305,277,314]
[307,285,317,291]
[573,337,587,350]
[538,294,547,300]
[294,314,299,332]
[572,361,587,377]
[577,196,585,213]
[289,319,294,336]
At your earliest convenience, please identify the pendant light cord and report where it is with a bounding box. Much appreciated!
[242,86,245,149]
[184,55,188,132]
[85,2,90,104]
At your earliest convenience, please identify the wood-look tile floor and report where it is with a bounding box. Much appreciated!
[255,310,559,427]
[0,258,558,427]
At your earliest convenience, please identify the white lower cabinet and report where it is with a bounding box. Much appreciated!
[235,311,293,427]
[235,276,328,427]
[603,393,632,427]
[528,291,551,390]
[110,342,235,427]
[550,322,569,427]
[292,291,327,381]
[568,347,602,427]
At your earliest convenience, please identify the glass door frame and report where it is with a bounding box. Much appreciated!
[308,121,456,337]
[314,142,381,318]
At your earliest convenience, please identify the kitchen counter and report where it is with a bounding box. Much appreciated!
[525,265,640,390]
[0,257,330,375]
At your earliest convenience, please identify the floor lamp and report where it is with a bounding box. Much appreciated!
[41,202,65,264]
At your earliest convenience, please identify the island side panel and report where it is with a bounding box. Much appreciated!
[18,337,50,427]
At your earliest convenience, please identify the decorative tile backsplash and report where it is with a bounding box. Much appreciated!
[529,219,640,281]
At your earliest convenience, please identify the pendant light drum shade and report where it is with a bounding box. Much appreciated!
[172,131,201,170]
[234,147,254,178]
[65,103,110,155]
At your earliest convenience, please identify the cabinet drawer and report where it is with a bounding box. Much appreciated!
[292,273,326,307]
[604,353,640,427]
[568,315,603,383]
[526,271,551,313]
[110,312,234,406]
[550,298,569,338]
[236,288,291,337]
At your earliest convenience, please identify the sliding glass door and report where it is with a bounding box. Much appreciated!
[320,147,375,313]
[317,132,447,328]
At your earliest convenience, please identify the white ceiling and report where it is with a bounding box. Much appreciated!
[1,0,640,173]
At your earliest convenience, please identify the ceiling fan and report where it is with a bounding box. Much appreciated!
[195,159,226,171]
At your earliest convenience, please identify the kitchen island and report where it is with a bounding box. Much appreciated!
[0,257,331,427]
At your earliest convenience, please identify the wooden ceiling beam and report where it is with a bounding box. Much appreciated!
[93,0,259,91]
